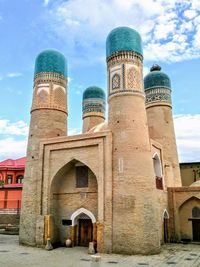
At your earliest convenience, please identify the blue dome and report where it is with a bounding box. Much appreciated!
[34,49,67,77]
[106,26,142,58]
[144,65,171,90]
[83,86,106,100]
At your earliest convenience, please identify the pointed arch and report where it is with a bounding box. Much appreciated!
[179,196,200,210]
[50,157,98,186]
[153,152,163,178]
[163,209,169,220]
[71,208,96,226]
[153,152,163,189]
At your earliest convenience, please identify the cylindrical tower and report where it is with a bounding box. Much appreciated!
[82,86,106,133]
[144,64,181,187]
[107,27,160,254]
[19,49,68,246]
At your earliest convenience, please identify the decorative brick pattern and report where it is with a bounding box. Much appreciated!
[145,87,171,106]
[107,51,144,99]
[112,74,120,89]
[83,98,105,116]
[31,72,67,114]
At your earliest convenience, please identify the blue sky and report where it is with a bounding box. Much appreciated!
[0,0,200,162]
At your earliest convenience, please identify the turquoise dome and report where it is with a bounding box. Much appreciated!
[34,49,67,77]
[106,26,142,58]
[144,65,171,90]
[83,86,106,100]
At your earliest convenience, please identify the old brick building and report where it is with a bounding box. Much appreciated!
[19,26,200,254]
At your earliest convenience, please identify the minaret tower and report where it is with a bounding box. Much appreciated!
[144,64,181,187]
[82,86,106,133]
[19,49,68,245]
[107,27,160,254]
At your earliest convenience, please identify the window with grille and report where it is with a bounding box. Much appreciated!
[192,207,200,218]
[7,175,13,184]
[17,175,24,184]
[112,74,120,89]
[76,166,88,188]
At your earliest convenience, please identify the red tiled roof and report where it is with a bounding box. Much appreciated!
[0,157,26,169]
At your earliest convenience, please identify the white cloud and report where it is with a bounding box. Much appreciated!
[68,128,81,136]
[0,72,23,81]
[143,66,149,77]
[0,119,28,160]
[6,72,23,78]
[44,0,50,6]
[0,119,29,136]
[68,77,72,83]
[174,114,200,163]
[44,0,200,63]
[184,9,197,20]
[0,138,27,161]
[192,0,200,9]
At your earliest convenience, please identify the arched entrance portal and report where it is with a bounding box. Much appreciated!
[179,196,200,241]
[50,160,98,246]
[70,208,97,247]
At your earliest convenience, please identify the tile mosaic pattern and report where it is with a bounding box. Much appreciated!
[83,86,106,100]
[83,86,106,116]
[106,26,142,58]
[145,87,172,104]
[31,72,67,114]
[144,71,171,90]
[82,98,105,115]
[34,49,67,77]
[112,74,120,89]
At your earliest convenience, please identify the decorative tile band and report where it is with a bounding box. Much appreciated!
[83,98,105,116]
[107,51,142,68]
[31,72,67,114]
[145,87,171,105]
[34,72,67,88]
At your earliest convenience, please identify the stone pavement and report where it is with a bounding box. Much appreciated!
[0,235,199,267]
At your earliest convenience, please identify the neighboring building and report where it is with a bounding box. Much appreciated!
[0,157,25,225]
[180,162,200,186]
[19,26,200,255]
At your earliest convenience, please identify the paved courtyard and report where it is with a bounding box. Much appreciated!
[0,235,199,267]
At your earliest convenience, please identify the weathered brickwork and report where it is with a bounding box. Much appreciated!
[168,187,200,242]
[107,48,161,254]
[19,28,200,256]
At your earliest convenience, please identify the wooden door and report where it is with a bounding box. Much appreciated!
[163,218,168,243]
[78,219,93,246]
[192,220,200,241]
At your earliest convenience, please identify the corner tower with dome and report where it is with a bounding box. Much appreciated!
[19,26,197,255]
[106,26,160,254]
[19,49,68,245]
[144,65,181,188]
[82,86,106,133]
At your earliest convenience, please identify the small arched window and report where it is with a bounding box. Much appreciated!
[153,153,163,190]
[112,74,120,90]
[16,175,24,184]
[163,209,169,219]
[192,207,200,218]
